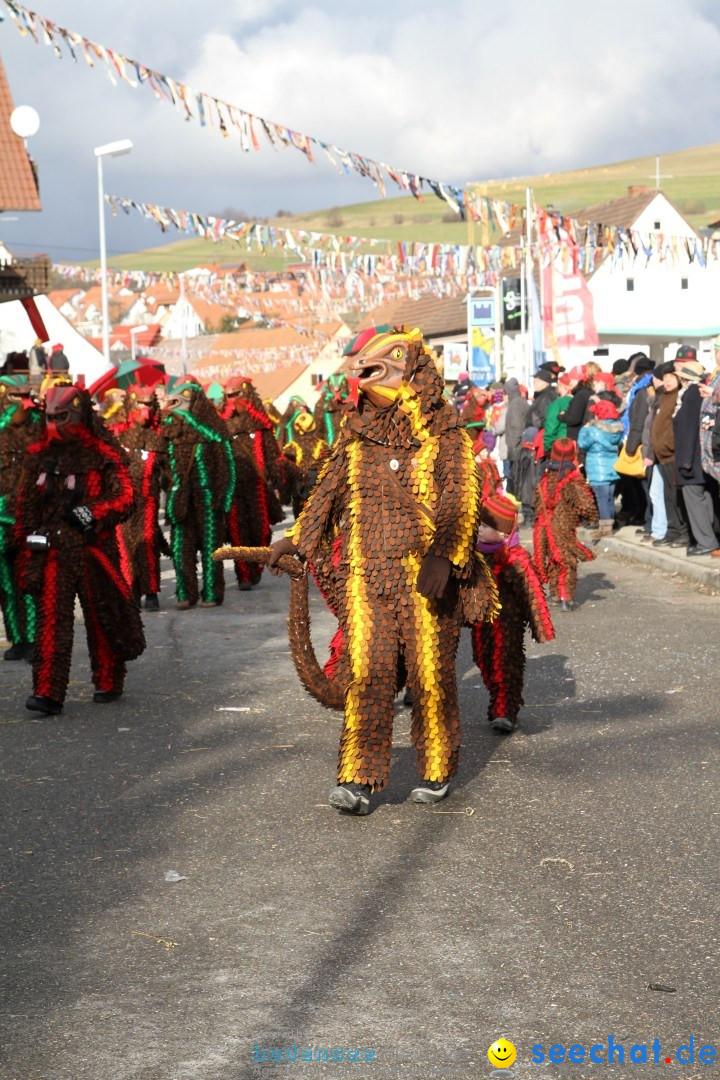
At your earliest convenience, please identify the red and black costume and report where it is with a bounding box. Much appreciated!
[472,494,554,731]
[533,438,599,607]
[120,385,169,609]
[221,376,284,589]
[14,385,145,714]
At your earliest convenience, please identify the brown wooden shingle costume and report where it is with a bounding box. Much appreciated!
[162,384,235,608]
[14,385,145,712]
[472,494,554,730]
[281,327,499,793]
[532,438,598,605]
[282,411,331,518]
[119,385,169,603]
[221,376,284,589]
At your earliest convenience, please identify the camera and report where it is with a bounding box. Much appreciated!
[26,534,50,551]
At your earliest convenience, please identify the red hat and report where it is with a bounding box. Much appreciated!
[593,371,615,388]
[567,365,586,381]
[550,437,577,463]
[590,400,619,420]
[479,492,518,534]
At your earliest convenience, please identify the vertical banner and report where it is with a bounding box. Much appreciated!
[467,293,496,384]
[542,259,599,350]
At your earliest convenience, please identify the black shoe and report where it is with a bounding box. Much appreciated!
[402,687,413,708]
[411,779,450,804]
[93,690,123,704]
[635,528,648,536]
[238,582,253,592]
[25,694,63,715]
[669,539,689,548]
[559,599,575,612]
[5,642,27,661]
[144,593,160,611]
[328,782,371,815]
[652,537,671,546]
[687,545,716,557]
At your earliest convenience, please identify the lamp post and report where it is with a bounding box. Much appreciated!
[130,324,148,362]
[94,139,133,365]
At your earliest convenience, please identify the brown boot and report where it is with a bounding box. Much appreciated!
[600,519,615,537]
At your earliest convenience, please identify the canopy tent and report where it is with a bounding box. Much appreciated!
[0,294,111,385]
[88,358,166,399]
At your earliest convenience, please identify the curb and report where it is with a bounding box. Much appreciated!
[597,530,720,590]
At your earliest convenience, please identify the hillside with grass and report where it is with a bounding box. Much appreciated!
[102,142,720,272]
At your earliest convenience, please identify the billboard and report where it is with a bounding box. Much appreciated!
[467,293,496,385]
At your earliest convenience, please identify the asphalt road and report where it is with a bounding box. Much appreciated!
[0,540,718,1080]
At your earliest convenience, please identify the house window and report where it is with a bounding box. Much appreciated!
[681,278,689,290]
[654,220,661,230]
[311,373,324,386]
[626,278,635,292]
[593,348,609,357]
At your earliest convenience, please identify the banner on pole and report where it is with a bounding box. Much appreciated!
[542,261,599,350]
[467,294,496,384]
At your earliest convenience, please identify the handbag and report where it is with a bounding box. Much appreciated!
[613,441,646,478]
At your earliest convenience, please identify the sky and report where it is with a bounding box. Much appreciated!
[2,0,720,263]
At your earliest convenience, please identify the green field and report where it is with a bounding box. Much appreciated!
[101,142,720,272]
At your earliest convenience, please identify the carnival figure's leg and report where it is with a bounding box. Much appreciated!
[170,519,199,607]
[0,535,22,645]
[547,564,561,602]
[471,622,495,723]
[78,563,126,694]
[198,506,225,606]
[226,497,261,588]
[32,549,76,703]
[401,558,462,784]
[476,613,525,728]
[337,583,399,791]
[560,561,578,603]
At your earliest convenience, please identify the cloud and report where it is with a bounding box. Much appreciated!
[2,0,720,259]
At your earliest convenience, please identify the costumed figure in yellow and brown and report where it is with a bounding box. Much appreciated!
[313,373,351,447]
[118,384,169,611]
[220,375,285,590]
[532,437,599,612]
[281,410,331,519]
[162,382,236,609]
[472,492,555,733]
[14,384,145,716]
[0,378,42,661]
[269,326,499,815]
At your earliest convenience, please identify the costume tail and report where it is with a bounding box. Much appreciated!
[212,545,344,710]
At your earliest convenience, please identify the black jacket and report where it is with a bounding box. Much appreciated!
[626,386,650,456]
[559,384,593,441]
[528,385,557,432]
[504,381,529,461]
[673,384,704,486]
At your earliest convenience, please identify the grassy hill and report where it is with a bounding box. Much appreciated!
[102,142,720,272]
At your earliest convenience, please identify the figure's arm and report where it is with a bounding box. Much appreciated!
[427,427,479,570]
[574,478,599,526]
[281,441,349,560]
[81,443,135,532]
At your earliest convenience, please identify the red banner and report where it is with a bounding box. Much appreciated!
[542,260,598,350]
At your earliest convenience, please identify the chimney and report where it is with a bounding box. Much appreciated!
[628,185,649,197]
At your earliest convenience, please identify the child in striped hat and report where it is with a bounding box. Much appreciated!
[473,492,555,733]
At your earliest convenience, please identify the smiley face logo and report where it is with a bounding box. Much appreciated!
[487,1038,516,1068]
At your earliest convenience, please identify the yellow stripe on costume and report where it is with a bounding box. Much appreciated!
[403,551,448,782]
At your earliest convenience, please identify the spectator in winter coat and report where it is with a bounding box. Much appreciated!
[527,370,557,432]
[640,364,669,543]
[501,377,529,497]
[699,335,720,544]
[517,424,541,526]
[558,364,599,442]
[651,367,689,548]
[673,361,720,556]
[48,343,70,374]
[621,356,655,531]
[577,401,624,535]
[543,373,571,453]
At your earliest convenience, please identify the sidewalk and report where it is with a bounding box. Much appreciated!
[592,524,720,590]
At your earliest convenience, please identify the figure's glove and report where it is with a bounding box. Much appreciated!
[66,505,95,533]
[417,554,451,600]
[267,536,299,576]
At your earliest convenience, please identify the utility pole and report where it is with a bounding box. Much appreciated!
[525,186,534,388]
[180,274,187,375]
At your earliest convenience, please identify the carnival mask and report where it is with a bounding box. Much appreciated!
[350,331,413,406]
[45,385,89,442]
[294,412,316,435]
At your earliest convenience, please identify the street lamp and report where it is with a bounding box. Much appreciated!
[129,324,148,362]
[94,139,133,365]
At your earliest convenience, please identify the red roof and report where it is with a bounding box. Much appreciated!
[87,324,162,349]
[0,54,41,212]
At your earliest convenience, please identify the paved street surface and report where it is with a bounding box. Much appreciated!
[0,542,718,1080]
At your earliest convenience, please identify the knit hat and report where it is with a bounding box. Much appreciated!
[612,359,630,376]
[550,437,577,463]
[634,357,655,376]
[594,371,615,388]
[675,345,697,362]
[567,365,586,381]
[676,360,706,383]
[479,492,518,534]
[590,400,619,420]
[652,360,674,379]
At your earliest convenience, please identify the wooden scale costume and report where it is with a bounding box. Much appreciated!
[267,327,499,814]
[163,383,236,609]
[472,493,554,732]
[313,372,351,447]
[0,379,41,660]
[221,375,284,590]
[281,410,331,519]
[119,384,169,610]
[532,437,599,610]
[14,385,145,715]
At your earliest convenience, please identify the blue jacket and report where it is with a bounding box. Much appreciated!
[577,419,624,484]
